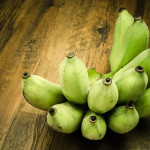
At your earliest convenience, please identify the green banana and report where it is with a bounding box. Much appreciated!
[22,72,65,111]
[111,16,149,74]
[88,78,118,114]
[135,88,150,118]
[47,102,84,133]
[87,68,101,84]
[114,66,148,104]
[110,8,134,66]
[59,53,89,104]
[113,49,150,87]
[81,110,107,140]
[107,101,139,134]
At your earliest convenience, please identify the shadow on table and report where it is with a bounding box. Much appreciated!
[48,118,150,150]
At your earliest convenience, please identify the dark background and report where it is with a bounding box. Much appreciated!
[0,0,150,149]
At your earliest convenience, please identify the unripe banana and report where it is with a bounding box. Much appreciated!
[22,72,65,111]
[110,8,134,66]
[113,49,150,87]
[88,78,118,114]
[59,53,89,104]
[135,88,150,118]
[107,101,139,134]
[111,16,149,74]
[114,66,148,104]
[88,68,101,84]
[47,102,84,133]
[81,110,107,140]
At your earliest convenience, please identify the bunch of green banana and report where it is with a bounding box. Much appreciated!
[22,72,66,111]
[110,8,134,69]
[135,88,150,118]
[59,53,89,104]
[113,49,150,87]
[107,101,139,134]
[20,6,150,140]
[81,110,107,140]
[114,66,148,104]
[110,15,149,74]
[88,78,118,114]
[47,102,84,133]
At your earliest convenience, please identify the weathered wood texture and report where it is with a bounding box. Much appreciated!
[0,0,150,149]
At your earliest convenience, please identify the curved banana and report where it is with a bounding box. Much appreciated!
[114,66,148,104]
[111,16,149,74]
[59,53,89,104]
[135,88,150,118]
[110,8,134,67]
[113,49,150,87]
[88,78,118,114]
[22,72,65,111]
[107,101,139,134]
[47,102,84,133]
[81,110,107,140]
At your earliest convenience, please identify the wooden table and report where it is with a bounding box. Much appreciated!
[0,0,150,149]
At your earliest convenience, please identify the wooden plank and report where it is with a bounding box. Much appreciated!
[0,0,60,147]
[1,112,55,150]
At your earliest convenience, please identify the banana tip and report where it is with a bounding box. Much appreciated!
[66,52,75,58]
[22,72,30,79]
[49,107,56,115]
[134,15,142,21]
[103,78,112,85]
[119,7,126,12]
[89,116,97,123]
[135,66,144,73]
[126,100,134,109]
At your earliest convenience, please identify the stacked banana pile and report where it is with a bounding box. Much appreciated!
[22,8,150,140]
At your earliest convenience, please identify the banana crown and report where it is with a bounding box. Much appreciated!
[88,68,101,84]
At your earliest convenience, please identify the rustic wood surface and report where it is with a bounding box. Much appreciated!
[0,0,150,149]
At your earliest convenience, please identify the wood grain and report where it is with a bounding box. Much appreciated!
[0,0,150,149]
